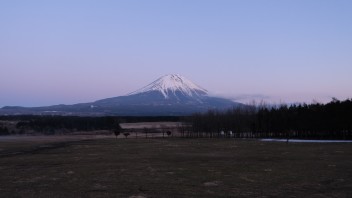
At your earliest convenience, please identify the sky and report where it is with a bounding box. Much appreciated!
[1,0,351,107]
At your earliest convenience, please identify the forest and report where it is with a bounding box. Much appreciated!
[188,99,352,139]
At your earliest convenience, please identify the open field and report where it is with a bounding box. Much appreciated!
[120,122,183,129]
[0,137,351,198]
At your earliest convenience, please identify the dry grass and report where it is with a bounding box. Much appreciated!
[0,137,351,197]
[120,122,183,129]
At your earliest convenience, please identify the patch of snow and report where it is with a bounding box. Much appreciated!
[261,139,352,143]
[128,74,208,98]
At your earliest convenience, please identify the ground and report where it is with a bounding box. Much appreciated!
[0,136,351,198]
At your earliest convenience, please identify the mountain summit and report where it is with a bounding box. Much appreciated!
[0,74,243,116]
[128,74,207,99]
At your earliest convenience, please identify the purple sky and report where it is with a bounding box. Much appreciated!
[1,0,351,107]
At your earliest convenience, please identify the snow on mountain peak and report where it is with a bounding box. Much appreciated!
[128,74,208,98]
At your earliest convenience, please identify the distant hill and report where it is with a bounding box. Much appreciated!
[0,74,243,116]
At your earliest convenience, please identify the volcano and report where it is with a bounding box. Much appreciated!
[0,74,242,116]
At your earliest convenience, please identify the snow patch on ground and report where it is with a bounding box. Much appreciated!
[261,139,352,143]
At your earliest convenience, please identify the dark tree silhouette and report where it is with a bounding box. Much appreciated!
[0,126,9,136]
[123,132,130,138]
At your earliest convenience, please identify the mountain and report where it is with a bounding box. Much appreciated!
[0,74,243,116]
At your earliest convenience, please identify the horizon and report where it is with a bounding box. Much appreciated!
[1,1,351,107]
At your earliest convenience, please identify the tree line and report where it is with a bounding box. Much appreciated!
[188,99,352,140]
[0,115,181,135]
[15,116,117,134]
[1,99,351,139]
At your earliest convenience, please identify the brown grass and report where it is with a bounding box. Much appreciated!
[0,137,351,197]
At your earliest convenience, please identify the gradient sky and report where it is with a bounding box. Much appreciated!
[1,0,351,107]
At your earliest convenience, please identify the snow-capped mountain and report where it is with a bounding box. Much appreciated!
[0,74,243,116]
[128,74,207,99]
[92,74,243,115]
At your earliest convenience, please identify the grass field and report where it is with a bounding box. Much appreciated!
[0,136,351,197]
